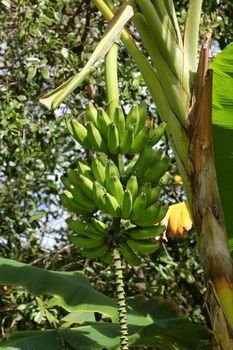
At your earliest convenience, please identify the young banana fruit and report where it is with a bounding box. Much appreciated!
[62,99,170,264]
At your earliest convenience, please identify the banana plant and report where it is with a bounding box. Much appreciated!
[39,0,233,348]
[61,39,172,349]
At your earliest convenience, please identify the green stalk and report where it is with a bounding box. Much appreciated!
[112,246,129,350]
[40,0,134,110]
[150,0,181,44]
[133,12,190,122]
[134,0,185,85]
[184,0,203,84]
[163,0,182,46]
[105,40,119,120]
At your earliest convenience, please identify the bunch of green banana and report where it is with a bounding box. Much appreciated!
[60,160,97,215]
[61,147,168,222]
[119,225,165,265]
[126,188,168,227]
[62,99,170,265]
[60,166,97,215]
[118,103,166,154]
[67,217,112,262]
[124,144,170,185]
[66,101,166,156]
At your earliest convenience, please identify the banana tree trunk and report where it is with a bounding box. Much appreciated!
[187,35,233,349]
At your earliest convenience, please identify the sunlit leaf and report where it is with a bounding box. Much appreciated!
[29,211,46,222]
[0,320,210,350]
[0,261,210,349]
[0,258,118,321]
[39,0,135,110]
[27,66,37,80]
[210,44,233,250]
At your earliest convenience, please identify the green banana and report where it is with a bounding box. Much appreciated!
[86,121,106,152]
[60,191,88,214]
[120,124,134,154]
[85,225,107,237]
[61,175,69,188]
[134,204,168,227]
[70,187,96,212]
[78,174,94,199]
[132,144,156,179]
[91,154,106,185]
[106,174,124,206]
[67,169,79,187]
[118,154,125,176]
[126,175,138,201]
[125,225,165,240]
[71,235,105,249]
[107,122,120,155]
[125,104,140,133]
[70,119,90,148]
[79,229,106,240]
[147,187,160,206]
[90,217,108,233]
[67,218,106,239]
[120,240,141,266]
[127,238,159,254]
[93,181,106,212]
[97,107,111,141]
[143,156,170,184]
[150,148,164,164]
[82,243,109,259]
[114,106,125,143]
[105,159,120,184]
[124,154,140,177]
[130,192,147,222]
[121,189,133,219]
[76,161,93,180]
[67,218,88,234]
[137,101,148,133]
[86,101,98,125]
[96,151,108,168]
[139,182,151,203]
[130,125,150,153]
[149,121,166,145]
[104,192,121,217]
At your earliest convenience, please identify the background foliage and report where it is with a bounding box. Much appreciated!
[0,0,232,342]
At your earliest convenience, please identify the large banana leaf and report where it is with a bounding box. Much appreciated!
[0,320,210,350]
[211,44,233,250]
[0,258,118,320]
[0,258,210,349]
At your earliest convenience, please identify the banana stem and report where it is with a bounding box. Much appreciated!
[105,40,120,120]
[112,246,129,350]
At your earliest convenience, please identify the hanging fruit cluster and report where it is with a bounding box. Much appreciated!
[61,102,169,265]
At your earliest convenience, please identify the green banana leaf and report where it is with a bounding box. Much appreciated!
[211,43,233,250]
[0,258,118,321]
[0,258,210,349]
[0,320,210,350]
